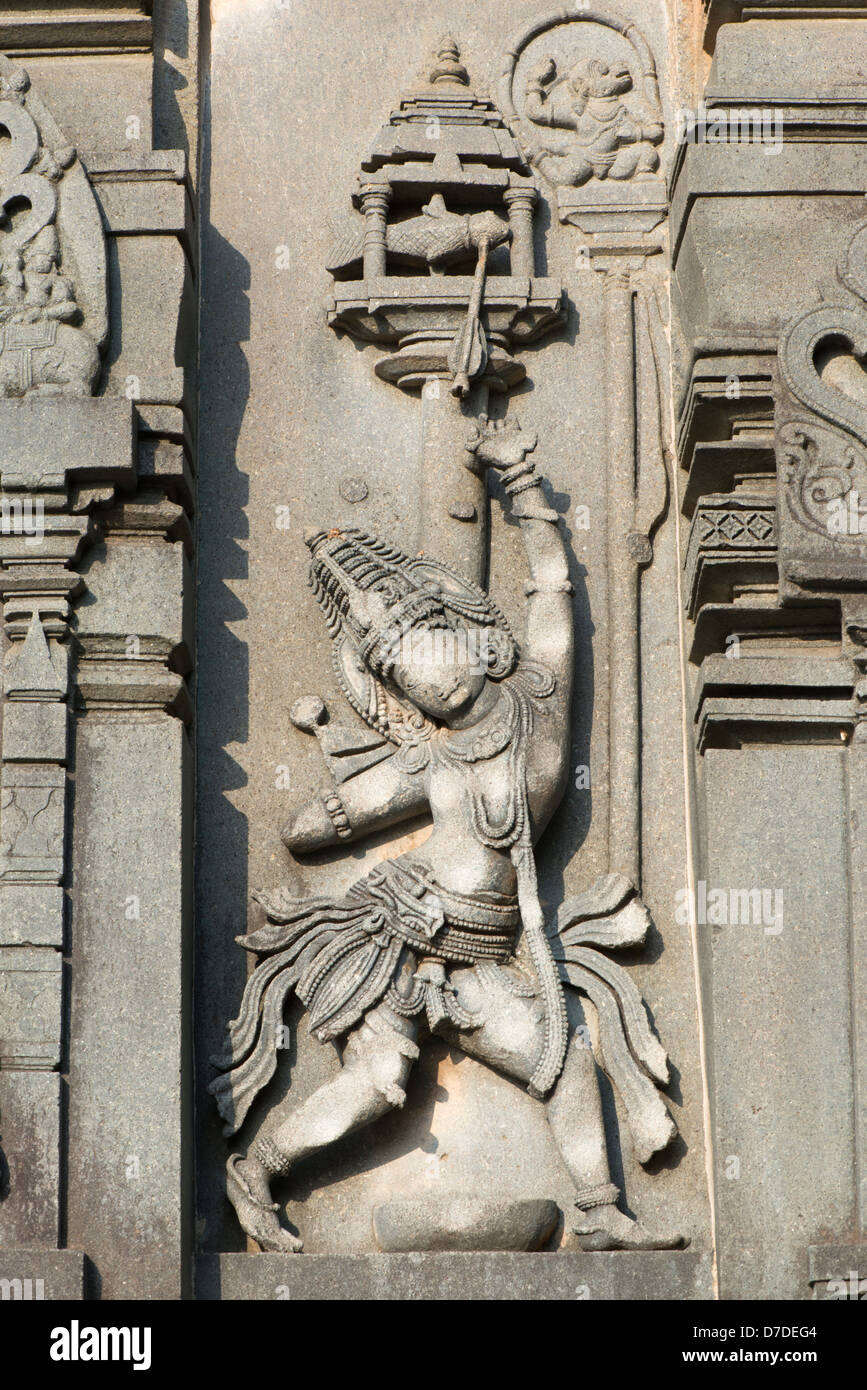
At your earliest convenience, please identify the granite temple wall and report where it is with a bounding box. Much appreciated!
[0,0,864,1304]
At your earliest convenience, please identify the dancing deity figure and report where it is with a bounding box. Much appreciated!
[211,416,683,1253]
[522,56,663,187]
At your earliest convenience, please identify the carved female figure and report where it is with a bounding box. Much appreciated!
[211,417,681,1253]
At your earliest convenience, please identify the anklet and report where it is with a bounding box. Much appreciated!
[254,1135,292,1177]
[574,1181,619,1210]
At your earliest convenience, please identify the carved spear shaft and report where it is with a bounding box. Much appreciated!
[601,270,669,890]
[449,235,489,399]
[419,379,489,588]
[603,268,641,887]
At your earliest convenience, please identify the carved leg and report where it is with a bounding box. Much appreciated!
[546,1034,685,1249]
[446,964,685,1250]
[607,146,643,181]
[544,1029,610,1190]
[634,142,661,176]
[608,143,659,181]
[531,152,594,188]
[226,1003,420,1252]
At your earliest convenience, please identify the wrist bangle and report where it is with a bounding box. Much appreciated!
[508,475,541,498]
[322,788,352,839]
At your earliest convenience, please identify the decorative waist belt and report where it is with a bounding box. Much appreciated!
[389,916,517,964]
[349,859,519,963]
[1,320,58,350]
[420,874,519,927]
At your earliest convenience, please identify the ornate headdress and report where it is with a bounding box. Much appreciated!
[306,528,518,740]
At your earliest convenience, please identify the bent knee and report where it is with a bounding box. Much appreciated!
[342,1008,419,1108]
[445,965,547,1082]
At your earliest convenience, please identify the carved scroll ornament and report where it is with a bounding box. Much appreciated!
[777,222,867,588]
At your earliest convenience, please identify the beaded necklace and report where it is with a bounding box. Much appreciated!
[434,662,568,1098]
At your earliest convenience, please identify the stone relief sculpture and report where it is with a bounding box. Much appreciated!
[521,54,663,187]
[207,31,683,1260]
[777,221,867,558]
[210,417,683,1254]
[0,55,106,396]
[499,10,664,193]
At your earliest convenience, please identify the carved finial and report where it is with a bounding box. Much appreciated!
[429,36,469,87]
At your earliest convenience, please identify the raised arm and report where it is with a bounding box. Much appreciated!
[467,416,575,831]
[282,753,429,853]
[466,416,573,682]
[511,482,573,682]
[524,58,575,131]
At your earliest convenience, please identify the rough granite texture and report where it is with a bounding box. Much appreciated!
[0,0,864,1302]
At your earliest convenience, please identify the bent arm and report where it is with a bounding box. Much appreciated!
[282,754,429,853]
[524,71,575,132]
[628,97,664,145]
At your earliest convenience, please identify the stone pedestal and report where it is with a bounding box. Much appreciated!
[198,1251,714,1302]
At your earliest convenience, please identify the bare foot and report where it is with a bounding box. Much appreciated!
[574,1202,687,1251]
[226,1154,303,1254]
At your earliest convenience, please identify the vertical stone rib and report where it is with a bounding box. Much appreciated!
[604,269,640,886]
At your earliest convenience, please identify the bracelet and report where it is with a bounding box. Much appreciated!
[502,460,537,493]
[507,475,541,498]
[322,788,352,839]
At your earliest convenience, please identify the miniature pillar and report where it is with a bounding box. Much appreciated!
[359,182,391,278]
[504,185,537,278]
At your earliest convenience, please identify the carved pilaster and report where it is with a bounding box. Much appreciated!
[670,0,867,1297]
[0,54,110,1260]
[498,8,671,886]
[0,53,113,1029]
[768,220,867,1237]
[0,40,196,1295]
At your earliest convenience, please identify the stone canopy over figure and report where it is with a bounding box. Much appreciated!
[210,417,684,1255]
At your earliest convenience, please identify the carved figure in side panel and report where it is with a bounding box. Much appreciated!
[522,56,663,187]
[210,417,684,1255]
[0,56,104,397]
